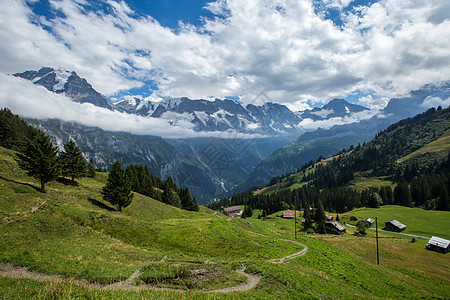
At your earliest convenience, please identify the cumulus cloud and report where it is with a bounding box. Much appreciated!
[0,0,449,110]
[358,95,390,110]
[298,109,381,130]
[421,96,450,109]
[0,74,260,139]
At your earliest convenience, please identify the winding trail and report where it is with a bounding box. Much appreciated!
[0,233,308,293]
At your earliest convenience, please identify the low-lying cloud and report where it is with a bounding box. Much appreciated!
[298,109,381,131]
[0,74,262,139]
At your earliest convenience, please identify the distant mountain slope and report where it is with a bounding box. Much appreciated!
[262,106,450,195]
[13,67,113,109]
[26,118,290,203]
[240,84,450,190]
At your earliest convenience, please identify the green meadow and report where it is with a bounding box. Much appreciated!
[0,146,449,299]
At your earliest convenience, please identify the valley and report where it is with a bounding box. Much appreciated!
[0,143,449,299]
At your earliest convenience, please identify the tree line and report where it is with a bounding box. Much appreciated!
[1,108,198,212]
[209,106,449,213]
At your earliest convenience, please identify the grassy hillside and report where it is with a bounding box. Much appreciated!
[340,205,450,239]
[1,146,449,299]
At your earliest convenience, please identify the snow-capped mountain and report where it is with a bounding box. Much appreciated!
[13,67,371,136]
[114,96,304,135]
[13,67,113,109]
[297,98,369,121]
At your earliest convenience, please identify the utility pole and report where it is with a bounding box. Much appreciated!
[376,216,380,265]
[294,195,297,240]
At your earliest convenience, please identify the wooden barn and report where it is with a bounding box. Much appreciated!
[361,218,375,227]
[222,206,242,216]
[383,220,406,232]
[325,221,346,235]
[426,236,450,254]
[282,211,295,219]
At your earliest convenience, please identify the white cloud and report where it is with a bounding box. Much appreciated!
[311,108,334,118]
[358,95,390,110]
[298,109,381,130]
[0,0,449,111]
[0,74,260,139]
[421,96,450,109]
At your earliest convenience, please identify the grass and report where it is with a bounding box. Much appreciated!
[397,129,450,163]
[1,146,449,299]
[340,205,450,239]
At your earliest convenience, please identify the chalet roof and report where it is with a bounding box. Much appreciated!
[385,220,406,229]
[428,236,450,249]
[283,211,295,218]
[223,206,242,212]
[362,218,374,224]
[326,221,346,231]
[326,215,333,220]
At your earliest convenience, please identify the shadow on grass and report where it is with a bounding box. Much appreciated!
[0,175,41,192]
[57,177,79,186]
[88,197,116,212]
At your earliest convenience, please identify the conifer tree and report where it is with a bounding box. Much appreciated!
[162,188,181,208]
[87,159,96,178]
[180,187,199,211]
[303,204,313,230]
[101,161,133,211]
[437,185,448,211]
[16,131,60,192]
[315,200,327,234]
[60,139,86,182]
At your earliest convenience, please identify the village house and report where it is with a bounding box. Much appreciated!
[326,215,333,221]
[383,220,406,232]
[426,236,450,254]
[222,206,242,217]
[282,211,295,219]
[325,221,346,235]
[361,218,375,227]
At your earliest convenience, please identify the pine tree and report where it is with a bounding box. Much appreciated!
[315,200,327,234]
[180,188,198,211]
[162,188,181,208]
[101,161,133,211]
[60,139,86,182]
[87,159,96,178]
[16,131,60,193]
[394,180,412,207]
[437,185,448,211]
[303,204,313,230]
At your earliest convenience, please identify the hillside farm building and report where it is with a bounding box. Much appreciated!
[361,218,375,227]
[426,236,450,254]
[222,206,242,217]
[384,220,406,232]
[326,215,333,221]
[325,221,346,235]
[282,211,295,219]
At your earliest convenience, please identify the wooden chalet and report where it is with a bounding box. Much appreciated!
[282,211,295,219]
[326,215,333,221]
[426,236,450,254]
[222,206,242,216]
[361,218,375,227]
[383,220,406,232]
[325,221,346,235]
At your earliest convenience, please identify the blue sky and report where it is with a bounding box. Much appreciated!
[1,0,449,111]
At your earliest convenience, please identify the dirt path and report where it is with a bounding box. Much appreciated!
[0,234,307,293]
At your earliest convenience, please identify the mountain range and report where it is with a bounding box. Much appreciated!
[14,67,373,136]
[10,67,450,202]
